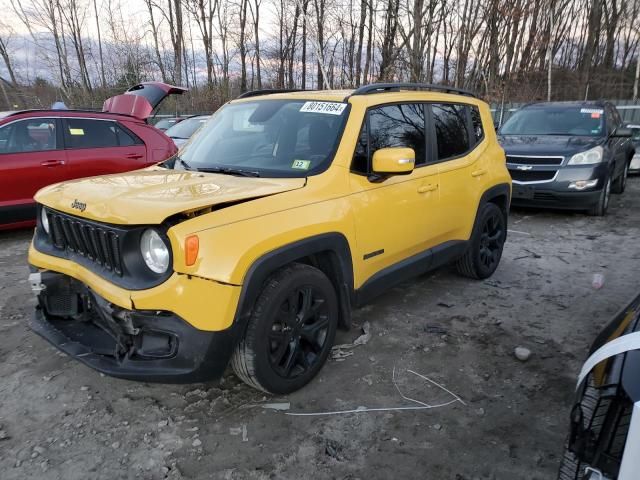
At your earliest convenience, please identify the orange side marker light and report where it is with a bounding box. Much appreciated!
[185,235,199,266]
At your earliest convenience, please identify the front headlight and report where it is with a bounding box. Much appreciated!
[567,146,604,165]
[140,229,170,274]
[40,208,50,234]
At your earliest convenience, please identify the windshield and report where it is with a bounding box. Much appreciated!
[500,106,605,136]
[165,116,209,139]
[155,118,179,130]
[175,100,349,177]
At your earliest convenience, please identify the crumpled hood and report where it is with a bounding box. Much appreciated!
[499,134,604,157]
[34,167,306,225]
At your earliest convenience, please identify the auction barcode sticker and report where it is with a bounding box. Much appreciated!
[580,108,604,114]
[300,101,347,115]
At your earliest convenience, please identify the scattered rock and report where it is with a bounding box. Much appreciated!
[433,424,442,431]
[80,386,89,391]
[0,429,9,441]
[515,347,532,362]
[111,441,120,449]
[192,438,202,447]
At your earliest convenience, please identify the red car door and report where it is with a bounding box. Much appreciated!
[0,117,67,225]
[61,117,147,179]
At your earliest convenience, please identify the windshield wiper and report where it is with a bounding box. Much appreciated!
[199,167,261,177]
[173,156,196,171]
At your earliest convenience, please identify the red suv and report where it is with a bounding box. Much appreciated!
[0,82,185,230]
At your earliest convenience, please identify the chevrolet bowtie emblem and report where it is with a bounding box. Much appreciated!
[516,165,533,171]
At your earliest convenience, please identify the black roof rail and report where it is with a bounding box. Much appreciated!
[237,88,312,99]
[350,83,477,99]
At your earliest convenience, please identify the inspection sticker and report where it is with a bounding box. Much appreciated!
[300,101,347,115]
[291,159,311,170]
[69,128,85,135]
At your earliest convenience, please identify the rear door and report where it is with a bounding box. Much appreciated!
[0,117,66,224]
[430,103,487,241]
[61,118,147,180]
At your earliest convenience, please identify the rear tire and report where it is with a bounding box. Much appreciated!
[587,176,611,216]
[456,202,506,280]
[231,263,338,394]
[611,161,629,194]
[558,381,610,480]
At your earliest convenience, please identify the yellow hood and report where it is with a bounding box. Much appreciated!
[35,168,306,225]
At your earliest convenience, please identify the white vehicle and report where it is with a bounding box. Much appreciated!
[559,294,640,479]
[628,124,640,173]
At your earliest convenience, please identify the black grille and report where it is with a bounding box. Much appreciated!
[533,191,556,201]
[46,210,124,276]
[506,155,564,166]
[509,169,557,183]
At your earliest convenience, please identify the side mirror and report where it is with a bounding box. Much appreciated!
[613,127,632,138]
[371,147,415,179]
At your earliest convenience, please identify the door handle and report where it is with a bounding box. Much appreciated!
[126,153,144,159]
[417,184,438,193]
[471,169,487,177]
[40,160,65,167]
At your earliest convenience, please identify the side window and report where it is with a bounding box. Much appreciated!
[115,124,142,146]
[351,104,426,173]
[470,106,484,145]
[369,104,425,165]
[432,104,469,160]
[64,119,119,149]
[0,118,57,154]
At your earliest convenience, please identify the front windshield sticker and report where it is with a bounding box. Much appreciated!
[291,159,311,170]
[580,108,604,115]
[300,101,347,115]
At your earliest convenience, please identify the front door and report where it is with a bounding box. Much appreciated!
[0,117,66,224]
[349,103,441,287]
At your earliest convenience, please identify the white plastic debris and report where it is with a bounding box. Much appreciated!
[592,273,605,290]
[514,346,531,362]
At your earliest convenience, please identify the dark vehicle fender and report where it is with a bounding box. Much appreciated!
[228,233,355,345]
[476,183,511,225]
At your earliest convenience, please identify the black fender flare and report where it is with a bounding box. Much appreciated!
[476,182,511,224]
[228,232,355,345]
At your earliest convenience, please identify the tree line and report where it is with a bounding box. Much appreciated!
[0,0,638,111]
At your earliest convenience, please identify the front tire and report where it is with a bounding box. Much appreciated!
[231,263,338,394]
[456,202,507,280]
[611,161,629,194]
[588,176,611,216]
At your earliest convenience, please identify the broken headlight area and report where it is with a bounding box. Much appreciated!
[32,271,177,361]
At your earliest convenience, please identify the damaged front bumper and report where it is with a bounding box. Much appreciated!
[29,270,237,383]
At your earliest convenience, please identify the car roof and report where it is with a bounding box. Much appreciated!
[522,100,608,109]
[233,90,354,104]
[0,109,143,122]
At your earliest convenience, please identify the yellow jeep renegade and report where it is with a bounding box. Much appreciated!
[28,83,510,394]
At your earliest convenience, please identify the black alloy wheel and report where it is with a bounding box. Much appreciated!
[268,285,330,379]
[231,263,338,394]
[457,202,507,279]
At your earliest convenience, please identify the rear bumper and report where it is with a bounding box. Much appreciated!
[30,270,236,383]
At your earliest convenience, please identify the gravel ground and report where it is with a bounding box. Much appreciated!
[1,178,640,480]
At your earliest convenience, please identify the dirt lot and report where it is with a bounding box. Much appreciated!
[1,179,640,480]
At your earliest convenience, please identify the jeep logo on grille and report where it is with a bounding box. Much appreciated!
[516,165,533,171]
[71,199,87,212]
